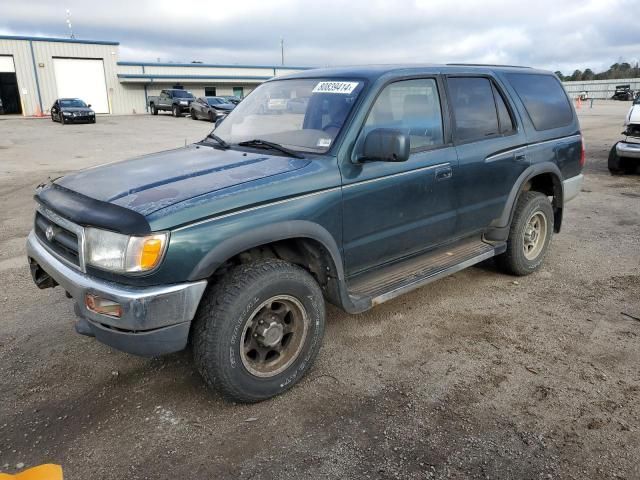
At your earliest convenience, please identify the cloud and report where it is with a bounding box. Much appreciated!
[0,0,637,75]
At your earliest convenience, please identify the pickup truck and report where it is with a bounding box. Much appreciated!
[148,89,195,117]
[27,65,584,403]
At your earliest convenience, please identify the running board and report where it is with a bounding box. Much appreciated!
[347,238,506,309]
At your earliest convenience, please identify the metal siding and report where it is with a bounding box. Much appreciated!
[0,39,39,115]
[563,78,640,99]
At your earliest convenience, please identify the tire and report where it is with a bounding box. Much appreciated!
[609,144,624,175]
[191,109,198,120]
[495,191,554,276]
[60,115,65,125]
[150,104,158,115]
[172,105,182,117]
[51,113,55,122]
[192,258,326,403]
[208,111,215,123]
[608,143,635,175]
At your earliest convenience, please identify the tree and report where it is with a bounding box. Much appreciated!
[569,69,582,81]
[554,71,564,80]
[581,68,594,81]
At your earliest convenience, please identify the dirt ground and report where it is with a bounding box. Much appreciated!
[0,102,639,479]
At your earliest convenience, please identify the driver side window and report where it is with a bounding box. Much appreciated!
[364,78,444,151]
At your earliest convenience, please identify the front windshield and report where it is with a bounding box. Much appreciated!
[213,78,364,153]
[60,99,87,108]
[174,90,194,98]
[207,97,224,105]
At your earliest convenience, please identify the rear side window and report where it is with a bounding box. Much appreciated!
[506,73,573,131]
[492,84,515,134]
[448,77,499,142]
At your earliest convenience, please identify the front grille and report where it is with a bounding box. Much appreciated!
[34,209,81,268]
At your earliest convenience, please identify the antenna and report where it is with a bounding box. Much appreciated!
[66,9,75,39]
[280,37,284,66]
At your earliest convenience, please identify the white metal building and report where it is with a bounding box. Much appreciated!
[0,34,308,116]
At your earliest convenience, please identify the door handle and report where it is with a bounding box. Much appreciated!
[514,153,528,163]
[435,166,453,181]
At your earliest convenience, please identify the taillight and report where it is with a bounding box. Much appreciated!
[580,136,586,168]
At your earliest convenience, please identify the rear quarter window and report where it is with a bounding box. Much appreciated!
[506,73,573,131]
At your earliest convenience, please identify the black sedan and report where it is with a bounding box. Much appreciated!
[190,96,235,122]
[51,98,96,124]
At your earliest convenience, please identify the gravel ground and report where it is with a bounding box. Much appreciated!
[0,102,639,479]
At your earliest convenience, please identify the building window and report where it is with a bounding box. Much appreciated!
[205,87,216,96]
[233,87,244,98]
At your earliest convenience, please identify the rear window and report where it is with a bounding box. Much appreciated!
[506,73,573,131]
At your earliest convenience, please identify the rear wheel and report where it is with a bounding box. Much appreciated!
[192,258,326,403]
[496,191,554,276]
[150,104,158,115]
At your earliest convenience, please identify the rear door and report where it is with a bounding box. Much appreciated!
[445,75,528,236]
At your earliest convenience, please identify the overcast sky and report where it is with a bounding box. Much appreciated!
[1,0,638,74]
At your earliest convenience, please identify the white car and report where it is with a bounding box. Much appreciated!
[609,96,640,174]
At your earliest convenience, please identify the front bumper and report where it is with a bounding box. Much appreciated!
[26,231,207,356]
[63,114,95,123]
[562,173,583,203]
[616,141,640,159]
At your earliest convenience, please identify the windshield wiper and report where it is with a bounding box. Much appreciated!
[204,132,230,149]
[237,139,304,159]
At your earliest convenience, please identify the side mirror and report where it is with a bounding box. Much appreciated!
[359,128,410,163]
[87,104,91,108]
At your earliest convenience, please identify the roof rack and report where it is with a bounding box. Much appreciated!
[446,63,532,69]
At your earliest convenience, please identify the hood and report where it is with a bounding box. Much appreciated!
[54,145,310,216]
[627,104,640,125]
[61,107,93,113]
[214,104,234,111]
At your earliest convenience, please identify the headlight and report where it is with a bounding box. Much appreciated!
[63,111,72,116]
[85,228,169,273]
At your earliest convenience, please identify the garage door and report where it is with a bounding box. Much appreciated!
[53,58,109,113]
[0,56,15,72]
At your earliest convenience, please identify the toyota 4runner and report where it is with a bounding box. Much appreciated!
[27,65,584,402]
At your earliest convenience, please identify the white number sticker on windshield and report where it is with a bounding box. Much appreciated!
[312,81,359,94]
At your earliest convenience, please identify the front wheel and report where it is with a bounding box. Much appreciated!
[496,191,554,276]
[208,111,215,123]
[191,109,198,120]
[172,105,182,117]
[192,258,326,403]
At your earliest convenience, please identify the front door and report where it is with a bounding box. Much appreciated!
[340,77,458,276]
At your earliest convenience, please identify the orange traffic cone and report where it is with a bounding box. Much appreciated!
[33,105,45,118]
[576,97,582,109]
[0,464,62,480]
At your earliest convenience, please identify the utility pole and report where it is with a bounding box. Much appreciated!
[66,9,75,39]
[280,37,284,66]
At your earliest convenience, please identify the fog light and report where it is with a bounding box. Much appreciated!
[85,294,122,318]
